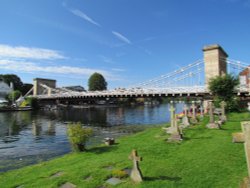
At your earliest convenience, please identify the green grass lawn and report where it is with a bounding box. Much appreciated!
[0,113,249,188]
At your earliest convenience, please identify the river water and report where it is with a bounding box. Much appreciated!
[0,103,183,172]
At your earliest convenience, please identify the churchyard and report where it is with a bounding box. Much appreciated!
[0,102,249,188]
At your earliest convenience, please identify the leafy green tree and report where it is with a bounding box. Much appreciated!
[67,123,93,152]
[88,72,107,91]
[0,74,33,95]
[208,74,239,111]
[7,90,22,102]
[0,74,23,91]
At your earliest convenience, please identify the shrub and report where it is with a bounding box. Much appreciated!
[67,123,93,152]
[20,97,39,109]
[7,90,21,102]
[111,169,128,179]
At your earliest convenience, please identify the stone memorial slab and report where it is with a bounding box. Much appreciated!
[60,182,76,188]
[84,175,92,181]
[232,133,245,143]
[129,149,143,183]
[16,185,24,188]
[106,177,122,185]
[233,121,250,187]
[50,171,64,178]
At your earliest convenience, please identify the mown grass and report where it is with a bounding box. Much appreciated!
[0,113,249,188]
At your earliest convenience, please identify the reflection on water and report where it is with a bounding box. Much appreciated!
[0,103,183,172]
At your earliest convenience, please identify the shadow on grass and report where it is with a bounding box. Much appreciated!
[144,176,182,182]
[87,145,118,154]
[184,136,212,140]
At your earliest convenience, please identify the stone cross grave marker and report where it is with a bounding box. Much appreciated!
[220,101,227,122]
[182,104,190,127]
[206,101,220,129]
[170,102,176,129]
[168,114,183,142]
[165,102,176,134]
[233,121,250,188]
[190,101,198,124]
[200,103,204,119]
[183,104,188,117]
[129,149,143,183]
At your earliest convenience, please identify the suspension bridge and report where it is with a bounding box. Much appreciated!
[23,44,250,103]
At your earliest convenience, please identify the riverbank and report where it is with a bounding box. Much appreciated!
[0,113,249,187]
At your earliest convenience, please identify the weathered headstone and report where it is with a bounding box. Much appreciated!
[233,121,250,188]
[200,104,204,119]
[181,104,190,128]
[220,101,227,122]
[190,101,198,124]
[206,101,220,129]
[165,102,176,134]
[128,149,143,183]
[248,102,250,111]
[168,115,183,142]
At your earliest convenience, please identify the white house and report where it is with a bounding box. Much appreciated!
[0,80,12,103]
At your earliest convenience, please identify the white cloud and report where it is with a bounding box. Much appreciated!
[0,44,65,60]
[0,59,113,79]
[70,9,101,27]
[112,31,131,44]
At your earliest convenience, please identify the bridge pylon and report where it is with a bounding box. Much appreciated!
[33,78,56,96]
[203,44,228,86]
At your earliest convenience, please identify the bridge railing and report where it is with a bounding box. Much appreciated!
[35,85,209,99]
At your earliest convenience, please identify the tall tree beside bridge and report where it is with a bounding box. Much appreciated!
[88,72,107,91]
[208,74,239,112]
[0,74,33,95]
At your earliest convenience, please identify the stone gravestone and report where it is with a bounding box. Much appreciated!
[220,101,227,122]
[181,104,190,128]
[128,149,143,183]
[233,121,250,188]
[165,102,176,134]
[248,102,250,111]
[168,114,183,142]
[206,101,220,129]
[200,103,204,119]
[190,101,198,124]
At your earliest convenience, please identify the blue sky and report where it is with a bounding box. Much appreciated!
[0,0,250,89]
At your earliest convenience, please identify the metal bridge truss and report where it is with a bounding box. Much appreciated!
[32,58,250,100]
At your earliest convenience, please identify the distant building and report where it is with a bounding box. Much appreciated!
[0,79,12,103]
[62,86,86,92]
[239,67,250,88]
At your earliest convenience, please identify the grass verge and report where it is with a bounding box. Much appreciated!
[0,112,249,188]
